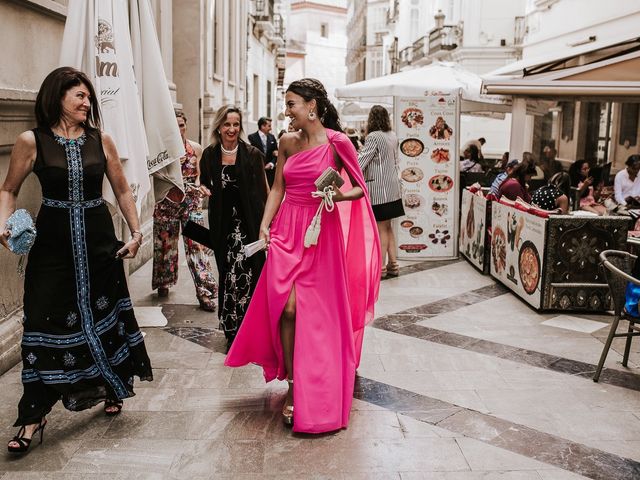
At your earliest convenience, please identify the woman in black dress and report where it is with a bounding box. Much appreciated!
[0,67,152,454]
[199,106,268,349]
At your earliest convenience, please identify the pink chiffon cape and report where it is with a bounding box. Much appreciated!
[224,128,380,433]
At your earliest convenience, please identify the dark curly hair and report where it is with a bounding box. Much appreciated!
[286,78,342,132]
[366,105,391,133]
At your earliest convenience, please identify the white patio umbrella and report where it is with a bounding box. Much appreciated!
[335,62,511,115]
[60,0,184,212]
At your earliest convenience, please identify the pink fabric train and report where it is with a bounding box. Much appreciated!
[224,128,380,433]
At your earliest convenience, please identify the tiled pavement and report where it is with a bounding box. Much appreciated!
[1,250,639,479]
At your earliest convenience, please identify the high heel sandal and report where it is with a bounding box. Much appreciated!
[381,266,388,279]
[104,399,123,416]
[387,261,400,277]
[282,378,294,426]
[7,419,47,454]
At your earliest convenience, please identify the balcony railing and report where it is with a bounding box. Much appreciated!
[253,0,284,47]
[428,25,462,56]
[412,35,428,62]
[399,46,412,69]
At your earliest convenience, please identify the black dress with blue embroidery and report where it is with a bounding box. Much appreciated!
[15,127,153,426]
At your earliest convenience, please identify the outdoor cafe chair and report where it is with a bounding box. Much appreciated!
[594,250,640,382]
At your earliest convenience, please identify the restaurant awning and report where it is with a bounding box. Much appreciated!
[335,61,512,114]
[483,39,640,100]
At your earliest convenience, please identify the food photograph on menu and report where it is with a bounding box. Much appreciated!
[400,167,424,183]
[400,138,425,157]
[428,174,454,193]
[400,107,424,128]
[428,116,453,140]
[431,148,450,163]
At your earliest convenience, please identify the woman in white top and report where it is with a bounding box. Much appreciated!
[614,155,640,205]
[460,143,483,173]
[358,105,404,278]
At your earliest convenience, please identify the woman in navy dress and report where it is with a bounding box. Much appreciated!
[0,67,152,454]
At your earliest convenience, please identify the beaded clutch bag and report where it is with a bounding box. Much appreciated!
[314,167,344,191]
[6,209,36,255]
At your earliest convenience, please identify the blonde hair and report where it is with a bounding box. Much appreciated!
[210,105,245,146]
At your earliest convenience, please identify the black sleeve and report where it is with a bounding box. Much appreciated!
[250,147,269,199]
[200,147,212,188]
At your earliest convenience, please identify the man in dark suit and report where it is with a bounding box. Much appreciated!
[248,117,278,187]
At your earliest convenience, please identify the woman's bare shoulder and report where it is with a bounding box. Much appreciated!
[15,130,36,148]
[12,130,37,162]
[280,132,303,156]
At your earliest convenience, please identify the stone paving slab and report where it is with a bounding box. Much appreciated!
[0,257,637,479]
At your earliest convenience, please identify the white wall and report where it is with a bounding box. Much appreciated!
[246,34,277,132]
[286,2,348,102]
[523,0,640,58]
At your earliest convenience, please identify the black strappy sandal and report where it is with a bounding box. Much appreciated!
[7,419,47,454]
[104,399,123,416]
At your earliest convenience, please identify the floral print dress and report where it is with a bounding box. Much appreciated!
[152,140,217,305]
[219,164,255,341]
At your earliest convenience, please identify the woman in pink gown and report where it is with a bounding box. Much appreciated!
[225,78,380,433]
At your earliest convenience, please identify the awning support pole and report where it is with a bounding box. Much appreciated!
[509,98,528,160]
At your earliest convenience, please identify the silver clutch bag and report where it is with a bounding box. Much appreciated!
[314,167,344,191]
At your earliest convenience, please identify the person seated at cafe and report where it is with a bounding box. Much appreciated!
[497,160,536,203]
[490,158,518,196]
[522,152,545,182]
[569,159,606,215]
[496,151,509,170]
[531,172,570,214]
[614,154,640,207]
[540,145,563,181]
[460,143,483,173]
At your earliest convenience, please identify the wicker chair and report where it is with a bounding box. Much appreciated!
[594,250,640,382]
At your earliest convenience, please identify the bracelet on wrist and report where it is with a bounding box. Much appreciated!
[130,230,143,246]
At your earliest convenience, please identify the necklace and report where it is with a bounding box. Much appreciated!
[221,144,238,156]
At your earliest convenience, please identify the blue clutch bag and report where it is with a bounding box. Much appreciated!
[6,209,36,255]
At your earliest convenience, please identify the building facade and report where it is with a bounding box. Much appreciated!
[346,0,526,79]
[345,0,526,155]
[172,0,285,141]
[284,0,348,103]
[0,0,285,372]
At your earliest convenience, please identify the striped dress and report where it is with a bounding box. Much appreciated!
[358,130,403,217]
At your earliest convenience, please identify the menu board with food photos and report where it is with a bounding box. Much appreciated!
[395,95,459,259]
[460,188,490,273]
[490,202,547,309]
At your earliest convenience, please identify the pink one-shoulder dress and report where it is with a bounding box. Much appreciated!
[224,129,380,433]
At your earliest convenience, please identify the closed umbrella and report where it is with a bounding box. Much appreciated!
[60,0,184,212]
